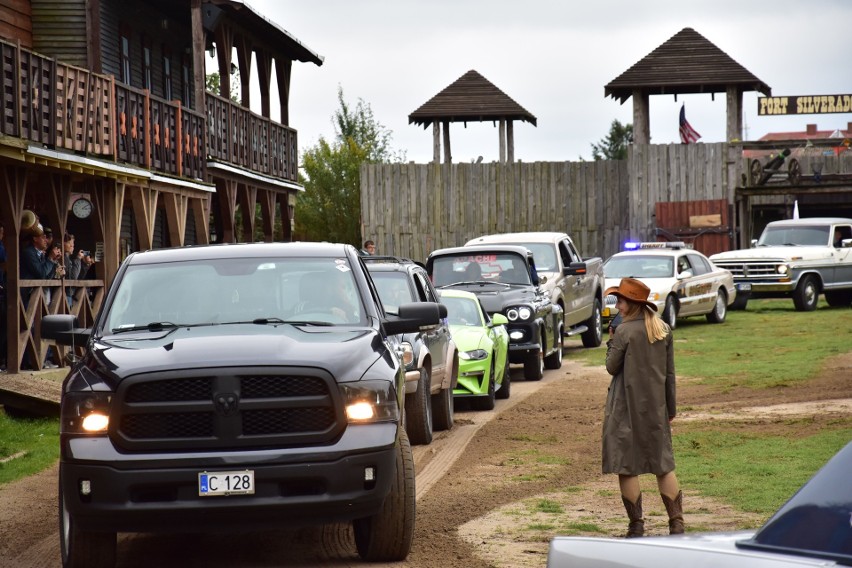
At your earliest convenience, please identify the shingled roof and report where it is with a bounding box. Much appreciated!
[605,28,770,104]
[409,70,537,127]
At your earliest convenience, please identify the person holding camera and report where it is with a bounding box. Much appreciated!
[602,277,683,538]
[62,233,95,308]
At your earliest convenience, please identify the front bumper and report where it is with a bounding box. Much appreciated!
[733,279,795,293]
[61,422,398,533]
[454,359,490,396]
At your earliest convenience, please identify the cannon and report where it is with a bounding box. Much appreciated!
[749,148,801,186]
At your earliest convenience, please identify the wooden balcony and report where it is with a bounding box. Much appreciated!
[1,38,298,184]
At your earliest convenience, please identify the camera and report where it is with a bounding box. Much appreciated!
[80,250,90,257]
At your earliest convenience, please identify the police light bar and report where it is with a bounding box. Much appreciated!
[623,241,690,250]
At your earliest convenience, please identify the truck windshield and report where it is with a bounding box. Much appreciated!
[102,257,365,332]
[432,253,530,286]
[758,225,830,247]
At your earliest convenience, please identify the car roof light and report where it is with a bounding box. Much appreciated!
[623,241,690,250]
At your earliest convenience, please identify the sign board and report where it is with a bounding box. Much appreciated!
[758,95,852,116]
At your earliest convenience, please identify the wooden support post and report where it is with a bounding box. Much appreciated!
[90,180,125,291]
[129,186,158,251]
[190,195,211,244]
[632,89,650,145]
[190,0,205,111]
[499,119,506,164]
[162,191,189,247]
[216,178,238,243]
[726,86,743,142]
[237,183,257,242]
[432,122,440,163]
[1,166,28,373]
[442,120,451,164]
[507,120,514,164]
[259,188,277,242]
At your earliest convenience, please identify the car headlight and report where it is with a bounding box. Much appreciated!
[399,341,414,367]
[460,349,488,361]
[507,307,533,321]
[61,391,112,434]
[648,292,661,301]
[777,264,789,274]
[339,380,399,423]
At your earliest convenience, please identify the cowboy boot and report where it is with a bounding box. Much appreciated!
[661,491,684,534]
[621,493,644,538]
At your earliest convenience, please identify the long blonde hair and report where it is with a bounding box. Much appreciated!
[620,300,668,343]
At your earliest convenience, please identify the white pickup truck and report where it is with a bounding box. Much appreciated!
[709,217,852,311]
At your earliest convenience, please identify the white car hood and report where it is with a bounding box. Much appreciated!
[711,246,835,262]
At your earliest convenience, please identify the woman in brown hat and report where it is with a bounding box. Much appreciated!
[602,277,683,538]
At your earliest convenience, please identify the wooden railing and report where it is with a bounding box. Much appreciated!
[2,38,299,184]
[206,92,298,182]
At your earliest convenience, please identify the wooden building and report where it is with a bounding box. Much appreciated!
[0,0,323,372]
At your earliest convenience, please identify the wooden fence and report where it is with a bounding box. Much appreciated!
[361,142,743,262]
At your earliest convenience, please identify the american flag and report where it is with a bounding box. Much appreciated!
[679,104,701,144]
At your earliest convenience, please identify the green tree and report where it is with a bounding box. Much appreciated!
[295,87,404,245]
[590,120,633,160]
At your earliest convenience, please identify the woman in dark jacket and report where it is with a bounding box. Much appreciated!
[603,277,683,537]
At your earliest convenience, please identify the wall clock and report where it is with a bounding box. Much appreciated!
[72,197,93,219]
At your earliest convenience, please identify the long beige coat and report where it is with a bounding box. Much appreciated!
[602,318,676,476]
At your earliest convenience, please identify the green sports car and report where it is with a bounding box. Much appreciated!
[439,289,510,410]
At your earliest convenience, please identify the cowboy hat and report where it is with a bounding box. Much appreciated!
[604,277,657,311]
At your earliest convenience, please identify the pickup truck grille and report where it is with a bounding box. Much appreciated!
[712,260,782,279]
[114,372,343,452]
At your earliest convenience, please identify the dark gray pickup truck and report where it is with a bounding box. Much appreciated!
[42,242,441,567]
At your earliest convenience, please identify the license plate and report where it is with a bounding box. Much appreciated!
[736,283,752,291]
[198,470,255,496]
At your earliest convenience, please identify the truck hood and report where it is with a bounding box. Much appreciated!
[442,283,540,315]
[89,324,384,383]
[711,246,835,262]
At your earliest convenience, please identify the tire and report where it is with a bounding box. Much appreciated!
[662,296,678,329]
[404,368,433,445]
[353,428,415,562]
[580,298,603,347]
[706,290,728,323]
[496,356,511,400]
[431,381,454,432]
[60,473,116,568]
[544,323,564,369]
[523,349,543,381]
[792,275,819,312]
[824,290,852,308]
[729,293,749,311]
[472,360,496,411]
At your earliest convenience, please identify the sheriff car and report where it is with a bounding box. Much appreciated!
[602,242,736,329]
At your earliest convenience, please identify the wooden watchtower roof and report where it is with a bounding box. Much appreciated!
[409,70,535,163]
[604,28,771,144]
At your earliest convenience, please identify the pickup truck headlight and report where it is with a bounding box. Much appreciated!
[339,380,399,423]
[460,349,488,361]
[507,306,532,321]
[777,264,789,274]
[62,391,112,434]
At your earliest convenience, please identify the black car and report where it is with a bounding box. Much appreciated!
[426,245,564,381]
[41,242,441,567]
[364,256,458,445]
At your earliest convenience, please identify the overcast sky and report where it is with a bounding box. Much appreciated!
[239,0,852,163]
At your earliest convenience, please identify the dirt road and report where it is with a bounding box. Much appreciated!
[2,348,850,568]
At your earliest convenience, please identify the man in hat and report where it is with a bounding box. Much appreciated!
[20,223,63,306]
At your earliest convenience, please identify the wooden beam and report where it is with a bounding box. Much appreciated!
[499,119,506,163]
[632,89,650,145]
[259,188,276,242]
[235,34,252,108]
[214,24,234,99]
[237,183,257,242]
[190,194,211,244]
[129,186,158,251]
[190,0,205,110]
[432,122,440,163]
[507,120,514,163]
[256,49,272,118]
[216,178,238,243]
[89,180,124,290]
[275,58,291,125]
[161,191,189,247]
[0,165,28,373]
[442,120,451,164]
[726,86,742,142]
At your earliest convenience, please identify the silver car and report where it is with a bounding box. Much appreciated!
[548,441,852,567]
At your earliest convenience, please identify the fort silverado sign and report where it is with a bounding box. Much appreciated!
[758,95,852,116]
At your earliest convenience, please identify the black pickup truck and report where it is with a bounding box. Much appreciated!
[42,242,441,567]
[426,244,564,381]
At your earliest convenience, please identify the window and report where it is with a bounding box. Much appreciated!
[142,35,152,90]
[162,47,172,100]
[119,25,132,84]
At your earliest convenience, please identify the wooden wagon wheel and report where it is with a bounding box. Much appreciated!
[749,159,764,186]
[788,158,801,185]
